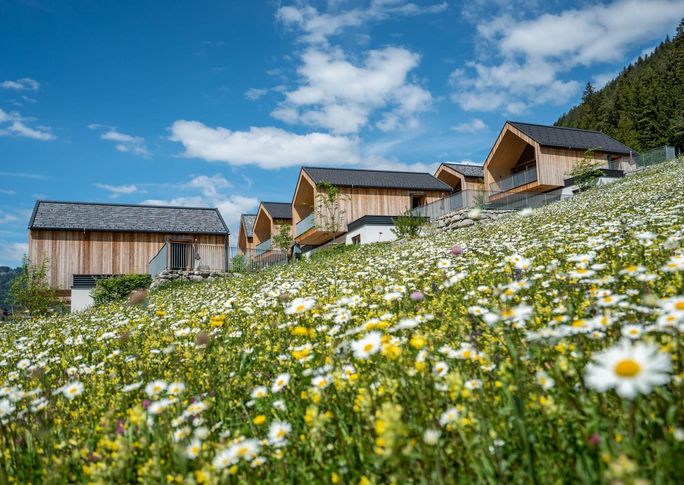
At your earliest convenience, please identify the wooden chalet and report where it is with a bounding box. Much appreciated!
[434,163,484,192]
[28,201,229,293]
[252,202,292,255]
[237,213,257,254]
[484,122,635,199]
[292,167,451,247]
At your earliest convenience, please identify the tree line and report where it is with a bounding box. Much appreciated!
[556,19,684,153]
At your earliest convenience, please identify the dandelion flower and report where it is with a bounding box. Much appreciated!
[585,340,672,399]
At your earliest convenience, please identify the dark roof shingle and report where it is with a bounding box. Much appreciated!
[240,214,256,238]
[443,163,484,178]
[261,202,292,220]
[303,167,451,191]
[509,121,635,155]
[29,201,229,234]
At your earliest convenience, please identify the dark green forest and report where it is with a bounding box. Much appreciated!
[556,19,684,153]
[0,266,21,313]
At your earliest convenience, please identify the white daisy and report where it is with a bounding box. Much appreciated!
[285,298,315,315]
[271,373,291,393]
[62,381,84,400]
[145,380,167,397]
[186,439,202,459]
[439,407,460,426]
[585,340,672,399]
[268,420,292,446]
[351,331,382,359]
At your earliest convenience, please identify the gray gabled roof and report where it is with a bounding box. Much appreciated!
[240,214,256,238]
[29,201,229,235]
[261,202,292,220]
[443,163,484,178]
[509,121,635,155]
[302,166,451,191]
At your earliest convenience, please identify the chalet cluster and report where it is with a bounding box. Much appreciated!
[28,121,635,311]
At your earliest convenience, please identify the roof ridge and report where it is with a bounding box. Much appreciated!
[303,166,437,177]
[508,120,612,136]
[34,199,221,211]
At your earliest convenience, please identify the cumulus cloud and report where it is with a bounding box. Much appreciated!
[277,0,447,44]
[273,46,431,133]
[89,125,150,157]
[143,175,258,236]
[169,120,361,169]
[453,0,684,113]
[0,108,55,141]
[245,88,268,100]
[0,78,40,91]
[451,118,487,134]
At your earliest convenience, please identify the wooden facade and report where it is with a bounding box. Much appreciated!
[237,219,255,254]
[484,122,626,195]
[29,230,226,290]
[293,170,450,246]
[252,204,292,250]
[434,164,484,192]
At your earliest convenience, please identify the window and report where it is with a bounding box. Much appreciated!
[351,235,361,245]
[411,195,425,209]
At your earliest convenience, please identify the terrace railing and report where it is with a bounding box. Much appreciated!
[295,212,315,237]
[255,238,272,255]
[409,190,482,220]
[149,242,288,277]
[149,242,169,278]
[489,165,537,192]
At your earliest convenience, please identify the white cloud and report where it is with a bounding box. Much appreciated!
[169,120,361,169]
[0,78,40,91]
[273,46,431,133]
[0,211,18,224]
[95,127,150,157]
[277,1,448,44]
[453,0,684,113]
[245,88,268,100]
[0,108,55,141]
[143,176,259,237]
[451,118,487,134]
[95,183,139,197]
[0,241,28,265]
[0,189,16,195]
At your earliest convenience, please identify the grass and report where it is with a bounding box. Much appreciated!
[1,159,684,483]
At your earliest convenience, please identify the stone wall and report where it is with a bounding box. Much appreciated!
[151,269,236,290]
[434,208,514,232]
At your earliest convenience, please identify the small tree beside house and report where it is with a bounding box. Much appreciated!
[315,181,348,245]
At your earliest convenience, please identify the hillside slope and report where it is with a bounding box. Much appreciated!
[556,20,684,152]
[2,160,684,483]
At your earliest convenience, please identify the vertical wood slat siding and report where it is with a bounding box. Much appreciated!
[537,147,611,187]
[314,187,449,232]
[28,230,225,289]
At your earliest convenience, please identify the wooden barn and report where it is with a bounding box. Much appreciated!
[484,122,635,198]
[292,167,451,249]
[28,201,229,297]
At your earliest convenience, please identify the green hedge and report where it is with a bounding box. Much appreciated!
[91,274,152,306]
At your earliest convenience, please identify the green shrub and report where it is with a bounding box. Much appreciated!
[8,256,61,316]
[391,212,427,238]
[91,274,152,306]
[567,149,604,191]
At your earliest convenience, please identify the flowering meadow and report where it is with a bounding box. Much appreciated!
[2,160,684,484]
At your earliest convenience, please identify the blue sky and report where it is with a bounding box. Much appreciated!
[1,0,683,266]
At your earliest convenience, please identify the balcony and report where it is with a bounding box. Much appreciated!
[295,212,315,237]
[490,165,537,192]
[255,238,272,255]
